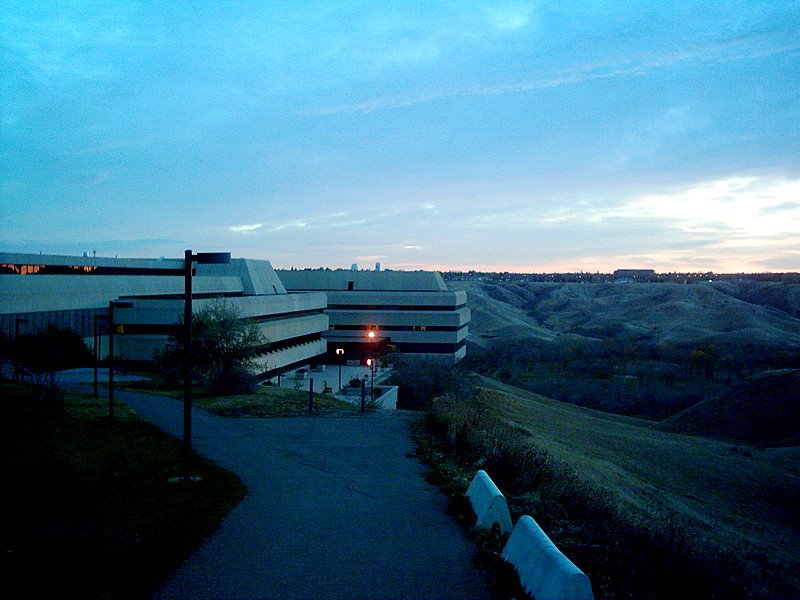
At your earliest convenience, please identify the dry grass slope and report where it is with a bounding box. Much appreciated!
[478,377,800,595]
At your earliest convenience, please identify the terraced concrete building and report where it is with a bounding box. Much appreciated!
[0,252,327,377]
[277,269,470,364]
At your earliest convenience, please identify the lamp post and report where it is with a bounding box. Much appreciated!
[181,250,231,482]
[108,300,133,420]
[93,313,107,398]
[14,317,28,381]
[335,348,344,391]
[367,330,376,399]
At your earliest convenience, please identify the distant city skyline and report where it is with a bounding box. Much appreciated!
[2,2,798,273]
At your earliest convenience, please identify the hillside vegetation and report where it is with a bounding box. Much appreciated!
[473,377,800,597]
[426,279,800,596]
[450,280,800,419]
[453,279,800,349]
[659,369,800,446]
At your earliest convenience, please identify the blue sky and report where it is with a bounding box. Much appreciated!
[2,1,799,272]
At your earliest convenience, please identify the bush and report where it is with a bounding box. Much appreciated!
[208,366,258,396]
[389,357,475,410]
[16,325,93,372]
[29,370,65,410]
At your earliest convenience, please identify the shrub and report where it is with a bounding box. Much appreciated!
[208,366,258,396]
[16,325,93,372]
[389,357,475,410]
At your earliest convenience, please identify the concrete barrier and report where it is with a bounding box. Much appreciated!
[502,515,593,600]
[465,470,513,533]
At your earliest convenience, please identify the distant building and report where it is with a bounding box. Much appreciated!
[277,269,470,364]
[0,253,327,377]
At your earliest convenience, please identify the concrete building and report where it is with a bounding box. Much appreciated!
[277,269,470,364]
[0,253,327,377]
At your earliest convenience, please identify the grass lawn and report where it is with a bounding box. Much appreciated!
[120,378,361,417]
[0,381,246,599]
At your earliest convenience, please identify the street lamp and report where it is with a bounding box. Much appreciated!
[335,348,344,391]
[14,317,28,381]
[93,313,108,398]
[367,330,376,400]
[181,250,231,482]
[108,300,133,420]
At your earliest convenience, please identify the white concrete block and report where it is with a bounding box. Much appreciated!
[502,515,593,600]
[465,470,513,533]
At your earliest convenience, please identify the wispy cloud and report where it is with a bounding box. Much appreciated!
[229,223,263,234]
[306,33,800,116]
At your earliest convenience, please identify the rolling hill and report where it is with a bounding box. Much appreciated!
[658,369,800,446]
[477,376,800,595]
[450,280,800,350]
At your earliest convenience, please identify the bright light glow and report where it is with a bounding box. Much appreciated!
[367,331,375,339]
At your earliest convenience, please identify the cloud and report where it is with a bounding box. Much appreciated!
[484,4,533,31]
[229,223,263,234]
[760,201,800,215]
[306,32,800,115]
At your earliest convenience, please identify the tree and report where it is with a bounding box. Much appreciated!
[157,300,268,394]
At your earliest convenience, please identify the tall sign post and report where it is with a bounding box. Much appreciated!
[181,250,231,482]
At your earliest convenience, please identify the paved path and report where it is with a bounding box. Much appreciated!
[114,390,491,599]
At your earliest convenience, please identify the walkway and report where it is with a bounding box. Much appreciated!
[115,389,491,599]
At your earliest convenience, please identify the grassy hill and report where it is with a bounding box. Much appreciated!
[475,376,800,596]
[451,279,800,419]
[658,369,800,446]
[451,280,800,350]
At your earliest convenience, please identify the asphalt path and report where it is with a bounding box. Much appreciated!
[112,389,491,599]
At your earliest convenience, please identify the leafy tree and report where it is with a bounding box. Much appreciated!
[157,300,267,394]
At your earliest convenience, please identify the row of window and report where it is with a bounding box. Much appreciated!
[328,324,466,332]
[0,263,184,276]
[326,303,467,312]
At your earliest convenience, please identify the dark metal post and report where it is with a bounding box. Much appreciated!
[308,377,314,413]
[14,317,28,381]
[338,363,342,391]
[361,379,366,413]
[108,302,115,420]
[93,314,105,399]
[94,317,98,398]
[183,249,193,481]
[370,357,375,400]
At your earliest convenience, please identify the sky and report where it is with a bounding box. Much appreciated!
[1,1,799,273]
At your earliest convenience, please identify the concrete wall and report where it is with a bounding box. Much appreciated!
[278,269,448,292]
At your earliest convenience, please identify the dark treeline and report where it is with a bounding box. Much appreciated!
[462,337,800,420]
[444,270,800,284]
